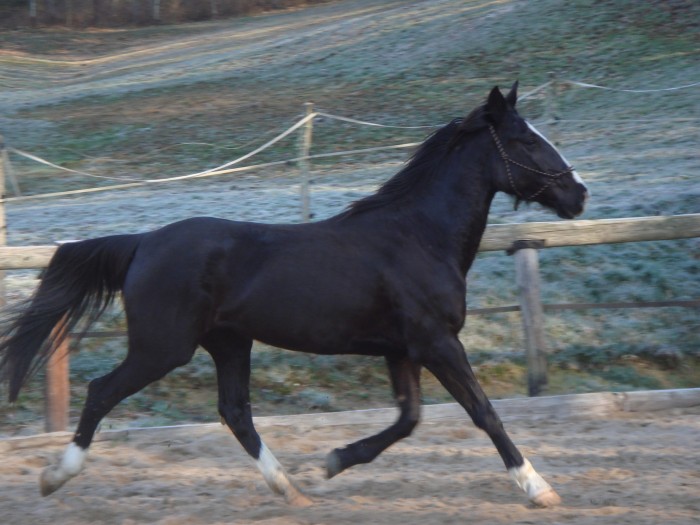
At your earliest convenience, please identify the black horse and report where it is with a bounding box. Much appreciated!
[0,83,587,507]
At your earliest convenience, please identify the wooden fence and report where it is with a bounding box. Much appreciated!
[0,213,698,432]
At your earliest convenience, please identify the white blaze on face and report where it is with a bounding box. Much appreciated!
[526,121,587,190]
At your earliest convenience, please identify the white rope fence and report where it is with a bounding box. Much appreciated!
[6,142,421,203]
[315,111,437,130]
[563,79,700,93]
[8,148,142,182]
[3,77,698,203]
[2,79,560,200]
[3,107,444,202]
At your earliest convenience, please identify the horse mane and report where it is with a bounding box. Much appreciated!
[338,105,489,217]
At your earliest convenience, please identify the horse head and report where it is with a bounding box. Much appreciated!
[482,82,588,219]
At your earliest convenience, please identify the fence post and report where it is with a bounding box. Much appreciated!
[298,102,314,222]
[509,240,548,396]
[1,138,20,198]
[45,318,70,432]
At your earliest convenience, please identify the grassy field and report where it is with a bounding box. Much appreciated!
[0,0,698,434]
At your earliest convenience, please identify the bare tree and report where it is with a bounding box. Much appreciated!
[66,0,74,26]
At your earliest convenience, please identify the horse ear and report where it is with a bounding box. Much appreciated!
[485,86,508,124]
[506,80,518,107]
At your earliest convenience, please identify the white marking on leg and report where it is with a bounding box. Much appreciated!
[60,442,87,476]
[40,443,87,496]
[257,442,291,495]
[526,121,587,189]
[508,457,561,507]
[255,442,312,507]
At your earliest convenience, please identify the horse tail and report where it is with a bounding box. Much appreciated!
[0,234,142,402]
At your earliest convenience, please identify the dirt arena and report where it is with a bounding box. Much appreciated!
[1,395,699,525]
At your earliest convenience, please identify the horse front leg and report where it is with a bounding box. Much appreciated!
[326,355,421,478]
[419,336,561,507]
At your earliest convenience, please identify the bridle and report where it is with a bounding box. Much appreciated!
[488,125,574,201]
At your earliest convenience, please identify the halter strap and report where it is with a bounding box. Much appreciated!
[488,125,574,201]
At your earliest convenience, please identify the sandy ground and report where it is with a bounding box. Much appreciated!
[1,405,699,525]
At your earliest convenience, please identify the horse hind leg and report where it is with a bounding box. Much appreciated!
[200,329,312,507]
[326,355,421,478]
[40,333,197,496]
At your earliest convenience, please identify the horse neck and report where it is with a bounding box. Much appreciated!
[421,159,496,275]
[336,131,498,275]
[367,153,496,276]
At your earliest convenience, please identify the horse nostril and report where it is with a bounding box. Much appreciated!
[578,181,590,200]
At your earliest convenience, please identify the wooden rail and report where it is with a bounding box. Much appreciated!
[1,214,698,269]
[480,213,700,251]
[1,213,698,431]
[3,388,700,452]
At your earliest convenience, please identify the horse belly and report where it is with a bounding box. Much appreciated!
[218,273,398,355]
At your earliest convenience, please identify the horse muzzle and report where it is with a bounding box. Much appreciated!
[555,183,588,219]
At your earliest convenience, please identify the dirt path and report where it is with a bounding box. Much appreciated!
[1,405,699,524]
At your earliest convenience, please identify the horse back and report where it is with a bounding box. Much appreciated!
[122,216,463,356]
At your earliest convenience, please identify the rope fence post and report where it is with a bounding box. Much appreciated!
[508,240,548,396]
[299,102,314,222]
[545,72,559,144]
[2,141,20,197]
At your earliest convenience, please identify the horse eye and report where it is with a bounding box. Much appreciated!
[522,135,537,146]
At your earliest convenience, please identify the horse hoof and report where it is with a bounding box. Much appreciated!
[325,450,343,479]
[39,467,68,497]
[287,490,314,508]
[531,488,562,508]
